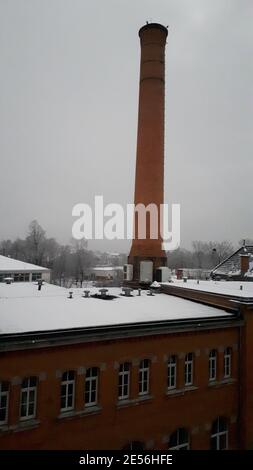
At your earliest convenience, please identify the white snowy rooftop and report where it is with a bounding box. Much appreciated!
[92,266,123,271]
[162,279,253,299]
[0,282,232,335]
[0,255,50,273]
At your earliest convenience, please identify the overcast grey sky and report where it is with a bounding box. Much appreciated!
[0,0,252,252]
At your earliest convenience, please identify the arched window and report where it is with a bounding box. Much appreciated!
[123,441,145,451]
[224,348,232,378]
[209,349,217,382]
[211,417,228,450]
[169,428,189,450]
[61,370,75,412]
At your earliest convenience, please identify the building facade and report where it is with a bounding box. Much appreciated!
[1,280,253,450]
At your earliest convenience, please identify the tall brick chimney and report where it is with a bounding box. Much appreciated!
[128,23,168,281]
[240,253,250,276]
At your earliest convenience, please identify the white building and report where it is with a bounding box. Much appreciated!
[0,255,51,283]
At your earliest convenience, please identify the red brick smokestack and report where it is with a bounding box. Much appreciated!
[128,23,168,281]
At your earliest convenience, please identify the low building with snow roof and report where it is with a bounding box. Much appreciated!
[0,255,51,283]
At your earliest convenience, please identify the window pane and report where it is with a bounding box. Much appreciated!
[219,433,227,450]
[210,436,217,450]
[1,395,7,408]
[1,382,9,393]
[21,391,28,405]
[62,372,68,381]
[67,394,73,407]
[68,371,75,380]
[22,378,29,388]
[169,431,177,447]
[179,428,188,443]
[60,397,66,409]
[30,377,37,387]
[20,404,27,417]
[28,403,35,416]
[0,409,6,422]
[219,418,227,433]
[211,419,218,434]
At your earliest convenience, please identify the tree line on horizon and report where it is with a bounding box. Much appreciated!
[0,220,252,283]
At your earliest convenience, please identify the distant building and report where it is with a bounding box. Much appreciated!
[211,245,253,281]
[0,255,51,283]
[175,268,211,281]
[92,266,123,281]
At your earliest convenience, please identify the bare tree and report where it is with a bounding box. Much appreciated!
[238,238,253,247]
[208,241,234,267]
[26,220,46,265]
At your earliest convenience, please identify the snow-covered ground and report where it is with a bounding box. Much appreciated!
[0,282,232,335]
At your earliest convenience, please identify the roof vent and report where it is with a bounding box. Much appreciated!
[83,289,90,298]
[90,289,118,300]
[147,289,154,296]
[138,288,142,296]
[99,288,108,299]
[121,287,133,297]
[68,291,73,299]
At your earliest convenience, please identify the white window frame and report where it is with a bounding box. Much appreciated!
[224,348,232,379]
[209,349,217,382]
[169,428,189,450]
[85,368,98,407]
[167,355,177,390]
[139,359,150,396]
[211,417,228,450]
[60,371,75,412]
[20,377,37,421]
[118,363,130,400]
[0,382,9,425]
[184,353,193,386]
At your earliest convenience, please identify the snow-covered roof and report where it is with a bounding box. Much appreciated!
[0,255,50,273]
[0,282,232,335]
[212,245,253,276]
[92,266,123,271]
[162,279,253,299]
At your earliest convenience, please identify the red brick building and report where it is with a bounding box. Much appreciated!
[0,280,253,450]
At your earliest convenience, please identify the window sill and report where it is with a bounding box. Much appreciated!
[208,378,236,388]
[0,419,40,434]
[166,386,198,397]
[57,405,102,421]
[117,394,153,409]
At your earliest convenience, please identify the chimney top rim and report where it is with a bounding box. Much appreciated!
[139,23,168,38]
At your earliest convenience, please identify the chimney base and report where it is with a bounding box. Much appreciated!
[128,253,167,283]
